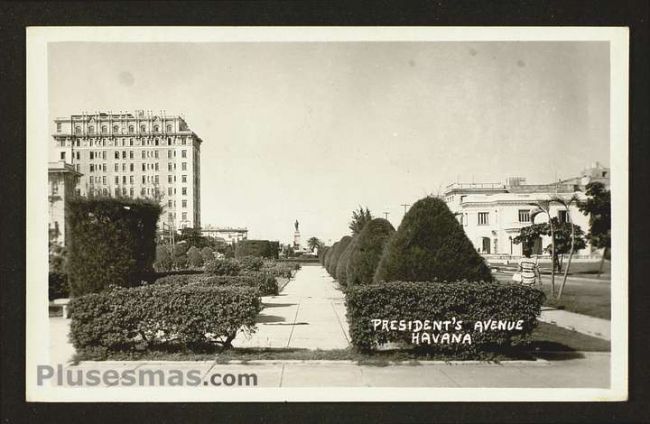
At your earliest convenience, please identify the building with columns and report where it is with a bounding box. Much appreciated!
[443,163,609,258]
[51,111,202,230]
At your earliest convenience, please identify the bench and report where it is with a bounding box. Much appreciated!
[50,298,70,318]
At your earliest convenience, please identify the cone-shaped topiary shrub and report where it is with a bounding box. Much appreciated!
[327,236,352,277]
[335,236,358,285]
[373,196,492,283]
[346,218,395,286]
[324,242,338,272]
[319,246,329,265]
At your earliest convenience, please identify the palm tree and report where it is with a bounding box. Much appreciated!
[552,194,580,301]
[307,237,322,252]
[529,200,556,296]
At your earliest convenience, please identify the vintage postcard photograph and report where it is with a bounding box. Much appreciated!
[25,27,628,402]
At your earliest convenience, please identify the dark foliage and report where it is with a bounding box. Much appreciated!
[346,218,395,286]
[579,182,611,250]
[349,206,373,235]
[335,236,358,285]
[346,281,545,353]
[204,258,241,276]
[374,197,492,283]
[327,236,352,277]
[235,240,280,259]
[67,197,161,296]
[238,256,264,271]
[69,284,262,354]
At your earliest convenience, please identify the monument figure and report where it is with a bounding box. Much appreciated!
[293,219,301,249]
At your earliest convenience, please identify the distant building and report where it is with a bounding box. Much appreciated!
[444,163,610,257]
[201,225,248,244]
[51,110,202,230]
[48,161,82,246]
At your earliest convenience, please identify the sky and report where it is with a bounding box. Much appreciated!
[48,42,610,244]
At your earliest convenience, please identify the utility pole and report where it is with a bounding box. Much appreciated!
[383,211,390,220]
[401,204,410,215]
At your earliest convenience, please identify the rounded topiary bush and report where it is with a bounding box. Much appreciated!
[346,218,395,286]
[327,236,352,277]
[319,246,330,265]
[324,242,338,272]
[373,196,492,283]
[335,236,358,285]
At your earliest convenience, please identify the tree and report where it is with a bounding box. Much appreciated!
[346,218,395,286]
[154,245,173,272]
[349,206,373,235]
[374,197,492,283]
[307,236,323,252]
[324,242,338,271]
[176,227,214,249]
[335,236,358,285]
[327,236,352,277]
[187,246,204,268]
[200,246,215,263]
[578,182,611,276]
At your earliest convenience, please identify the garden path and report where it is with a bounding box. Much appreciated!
[232,264,350,350]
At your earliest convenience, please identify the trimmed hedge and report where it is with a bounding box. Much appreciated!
[235,240,279,259]
[335,236,358,285]
[374,197,492,283]
[346,218,395,287]
[69,284,262,354]
[204,258,241,276]
[238,256,264,271]
[155,272,279,296]
[49,272,70,300]
[323,242,337,272]
[319,246,330,265]
[327,236,352,277]
[67,197,161,296]
[346,281,545,354]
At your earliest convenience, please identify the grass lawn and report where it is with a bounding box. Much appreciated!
[73,322,609,363]
[541,284,611,320]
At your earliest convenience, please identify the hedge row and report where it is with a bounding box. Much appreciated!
[69,284,262,354]
[155,271,279,296]
[66,197,161,296]
[235,240,279,259]
[345,281,545,353]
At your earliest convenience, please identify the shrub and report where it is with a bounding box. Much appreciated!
[327,236,352,277]
[235,240,279,259]
[261,262,293,279]
[335,236,358,285]
[154,245,173,272]
[49,272,70,300]
[346,281,545,353]
[238,256,264,271]
[69,284,262,353]
[346,218,395,286]
[187,246,204,268]
[319,246,330,265]
[324,242,337,271]
[155,272,278,296]
[201,246,215,263]
[374,197,492,284]
[204,258,241,276]
[67,197,161,297]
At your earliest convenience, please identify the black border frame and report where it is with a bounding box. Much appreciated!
[1,1,648,423]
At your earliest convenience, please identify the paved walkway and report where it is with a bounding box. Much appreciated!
[49,353,610,388]
[233,265,350,350]
[539,308,611,340]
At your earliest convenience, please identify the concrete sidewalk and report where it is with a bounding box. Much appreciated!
[233,265,350,350]
[539,308,611,340]
[54,353,609,388]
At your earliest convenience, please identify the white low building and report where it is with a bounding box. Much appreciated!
[444,163,609,259]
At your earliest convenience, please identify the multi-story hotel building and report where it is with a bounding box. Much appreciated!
[51,111,202,230]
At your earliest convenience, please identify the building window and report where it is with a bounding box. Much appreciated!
[114,163,119,172]
[101,125,107,134]
[121,151,126,159]
[89,151,94,160]
[155,175,159,184]
[518,209,531,223]
[182,162,187,171]
[142,175,146,184]
[102,151,107,160]
[122,163,126,172]
[113,125,119,133]
[88,126,94,134]
[89,164,94,172]
[182,212,188,221]
[154,125,159,133]
[168,163,173,171]
[115,176,119,184]
[129,151,134,159]
[128,125,134,134]
[168,187,173,195]
[60,151,66,160]
[129,175,133,184]
[115,151,119,159]
[154,151,159,159]
[130,188,134,197]
[182,149,187,158]
[182,187,187,196]
[478,212,489,226]
[558,210,568,224]
[56,123,62,132]
[102,176,106,185]
[140,125,146,133]
[182,200,187,208]
[75,126,81,134]
[166,124,172,132]
[168,175,173,184]
[122,176,127,184]
[102,163,106,172]
[182,175,187,183]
